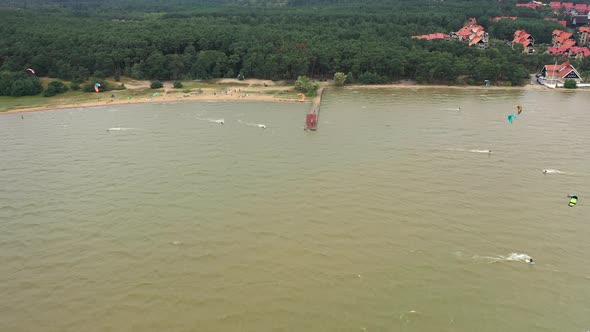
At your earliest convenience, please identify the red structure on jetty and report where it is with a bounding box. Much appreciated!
[305,112,317,131]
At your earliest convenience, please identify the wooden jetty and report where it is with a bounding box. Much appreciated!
[304,84,326,131]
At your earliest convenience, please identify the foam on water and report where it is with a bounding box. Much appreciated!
[106,127,135,131]
[445,148,492,154]
[399,310,419,323]
[196,117,225,124]
[542,169,563,174]
[473,253,533,264]
[238,119,266,129]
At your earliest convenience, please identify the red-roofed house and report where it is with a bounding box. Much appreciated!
[568,46,590,59]
[548,46,569,54]
[512,30,535,53]
[574,4,589,14]
[561,38,577,49]
[558,20,567,27]
[540,61,583,84]
[563,2,574,10]
[550,1,562,11]
[552,29,573,46]
[453,26,472,41]
[552,29,565,38]
[548,29,579,55]
[579,26,590,45]
[450,18,489,48]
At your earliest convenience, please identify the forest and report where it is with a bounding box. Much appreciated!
[1,0,590,96]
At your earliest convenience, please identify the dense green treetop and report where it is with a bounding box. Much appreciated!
[1,0,589,91]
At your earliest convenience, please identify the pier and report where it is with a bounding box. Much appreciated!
[304,84,327,131]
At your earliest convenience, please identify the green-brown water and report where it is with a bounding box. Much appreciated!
[1,88,589,332]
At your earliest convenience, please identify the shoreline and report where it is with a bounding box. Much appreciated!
[1,80,585,114]
[1,93,304,114]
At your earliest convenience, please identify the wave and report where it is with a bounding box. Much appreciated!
[196,117,224,124]
[238,119,266,129]
[106,127,135,131]
[543,169,564,174]
[473,253,533,264]
[399,310,419,323]
[445,148,492,154]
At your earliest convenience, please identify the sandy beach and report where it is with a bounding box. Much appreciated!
[0,78,576,114]
[0,78,306,114]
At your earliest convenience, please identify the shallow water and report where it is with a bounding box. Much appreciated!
[1,88,589,332]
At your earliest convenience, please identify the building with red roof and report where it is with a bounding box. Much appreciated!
[550,1,562,11]
[512,30,535,53]
[552,29,574,46]
[548,29,580,56]
[568,46,590,59]
[547,46,569,54]
[550,2,589,16]
[540,61,583,84]
[579,26,590,45]
[574,3,589,14]
[450,18,489,48]
[561,38,577,49]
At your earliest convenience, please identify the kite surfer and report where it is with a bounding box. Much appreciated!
[567,195,578,207]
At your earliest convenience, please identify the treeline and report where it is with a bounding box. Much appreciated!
[0,72,42,96]
[0,0,588,96]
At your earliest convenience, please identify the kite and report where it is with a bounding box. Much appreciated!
[507,114,517,123]
[94,83,101,93]
[26,68,36,75]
